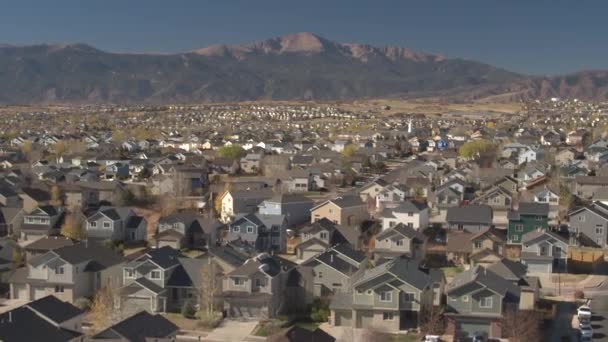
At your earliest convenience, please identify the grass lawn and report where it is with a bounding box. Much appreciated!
[441,266,464,278]
[293,321,320,331]
[163,313,202,331]
[253,319,288,337]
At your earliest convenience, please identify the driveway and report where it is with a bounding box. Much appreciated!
[204,319,258,342]
[590,295,608,340]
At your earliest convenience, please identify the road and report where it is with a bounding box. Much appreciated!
[590,296,608,341]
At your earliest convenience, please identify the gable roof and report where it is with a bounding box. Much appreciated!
[447,265,521,299]
[26,295,83,324]
[268,326,336,342]
[90,310,178,342]
[376,223,426,243]
[311,195,364,211]
[0,304,83,342]
[354,257,431,291]
[446,205,493,225]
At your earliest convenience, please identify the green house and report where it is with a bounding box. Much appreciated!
[507,202,549,244]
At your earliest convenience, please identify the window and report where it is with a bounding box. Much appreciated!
[318,272,323,279]
[462,295,469,302]
[103,221,111,229]
[367,290,372,295]
[232,226,239,233]
[596,225,604,235]
[512,235,519,242]
[320,232,328,240]
[328,208,333,214]
[254,278,265,288]
[357,289,364,295]
[382,312,394,320]
[55,285,64,293]
[474,241,482,249]
[389,221,396,227]
[150,270,161,280]
[233,278,245,286]
[408,212,414,217]
[396,239,404,246]
[578,216,586,222]
[403,293,415,302]
[271,225,280,232]
[479,296,493,308]
[515,224,524,232]
[247,226,255,234]
[124,268,135,279]
[55,266,64,275]
[90,221,97,228]
[380,291,392,302]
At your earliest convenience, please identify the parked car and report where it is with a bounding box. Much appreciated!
[425,336,441,342]
[578,305,592,319]
[579,326,593,339]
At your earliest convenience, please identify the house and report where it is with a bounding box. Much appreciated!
[85,207,147,243]
[374,223,427,260]
[568,201,608,247]
[555,148,577,166]
[379,200,429,231]
[118,247,207,314]
[295,219,349,260]
[20,206,64,241]
[0,295,84,342]
[472,186,513,212]
[534,187,560,220]
[222,253,295,319]
[89,310,179,342]
[258,194,315,227]
[283,170,315,193]
[446,231,473,265]
[446,205,493,233]
[301,243,368,297]
[376,184,409,208]
[521,229,568,273]
[267,326,335,342]
[469,228,507,267]
[228,213,288,252]
[9,241,124,302]
[155,213,221,250]
[0,207,24,237]
[445,265,522,339]
[358,179,389,202]
[19,187,51,213]
[220,188,274,223]
[501,143,537,165]
[573,176,608,199]
[310,195,369,226]
[23,235,75,260]
[507,203,549,244]
[329,257,435,332]
[434,179,466,212]
[240,152,264,174]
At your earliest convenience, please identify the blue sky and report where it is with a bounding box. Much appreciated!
[0,0,604,75]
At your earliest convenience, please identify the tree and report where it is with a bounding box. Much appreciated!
[199,258,221,318]
[61,210,85,240]
[20,140,33,159]
[50,185,62,206]
[458,139,495,159]
[90,283,123,332]
[12,247,24,268]
[501,308,542,342]
[341,144,358,158]
[52,140,68,162]
[419,305,445,336]
[217,145,246,160]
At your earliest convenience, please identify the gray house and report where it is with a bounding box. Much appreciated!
[222,253,295,319]
[117,246,207,314]
[374,223,427,261]
[9,241,124,303]
[294,219,349,260]
[301,243,368,297]
[85,207,147,243]
[330,258,435,332]
[446,205,493,233]
[568,201,608,248]
[521,229,568,273]
[227,213,288,252]
[155,212,221,250]
[20,206,64,242]
[258,194,315,227]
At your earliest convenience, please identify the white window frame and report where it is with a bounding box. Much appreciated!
[379,291,392,302]
[103,221,111,229]
[90,221,97,228]
[150,270,161,280]
[233,277,245,286]
[479,296,493,308]
[232,226,239,233]
[55,266,64,275]
[395,239,404,247]
[403,292,415,302]
[247,226,255,234]
[462,295,469,302]
[382,312,394,321]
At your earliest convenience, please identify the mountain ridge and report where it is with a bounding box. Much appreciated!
[0,32,605,104]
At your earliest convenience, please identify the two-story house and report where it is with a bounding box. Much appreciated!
[521,229,568,273]
[85,207,147,243]
[310,195,369,226]
[507,203,549,244]
[446,205,493,233]
[258,194,315,227]
[468,228,507,267]
[9,241,124,303]
[374,223,427,260]
[222,253,295,319]
[227,213,288,252]
[301,243,368,297]
[220,189,274,223]
[154,212,221,249]
[568,201,608,247]
[358,179,389,202]
[380,200,429,231]
[445,265,522,339]
[330,257,436,332]
[471,186,513,212]
[20,205,64,241]
[294,219,349,260]
[117,246,207,314]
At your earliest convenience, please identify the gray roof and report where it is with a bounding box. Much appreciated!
[447,265,521,299]
[446,205,493,225]
[354,257,431,291]
[486,259,527,282]
[376,223,426,243]
[521,229,568,245]
[508,202,549,220]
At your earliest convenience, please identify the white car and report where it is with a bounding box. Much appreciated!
[424,336,440,342]
[579,326,593,338]
[578,305,592,319]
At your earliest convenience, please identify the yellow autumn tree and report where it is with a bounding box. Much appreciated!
[61,210,85,240]
[50,185,62,206]
[89,284,122,332]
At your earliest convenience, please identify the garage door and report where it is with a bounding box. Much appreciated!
[230,305,263,319]
[334,310,352,327]
[124,297,152,314]
[33,287,47,300]
[457,320,490,337]
[525,261,551,274]
[13,284,27,300]
[357,311,374,329]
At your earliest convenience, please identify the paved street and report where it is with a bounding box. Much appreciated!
[590,296,608,341]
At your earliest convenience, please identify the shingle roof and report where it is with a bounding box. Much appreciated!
[0,306,83,342]
[447,265,521,299]
[446,205,493,224]
[508,202,549,220]
[26,295,83,324]
[91,310,178,342]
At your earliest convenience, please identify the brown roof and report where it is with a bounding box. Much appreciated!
[446,231,473,253]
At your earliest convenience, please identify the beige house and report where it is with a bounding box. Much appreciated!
[358,179,388,202]
[311,195,369,226]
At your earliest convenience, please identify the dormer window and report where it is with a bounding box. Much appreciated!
[379,291,392,302]
[55,266,64,275]
[150,270,161,280]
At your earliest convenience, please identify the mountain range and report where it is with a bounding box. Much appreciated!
[0,32,606,104]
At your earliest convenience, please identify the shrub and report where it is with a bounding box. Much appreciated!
[74,298,92,311]
[196,311,223,329]
[181,301,197,319]
[574,290,585,300]
[309,298,330,322]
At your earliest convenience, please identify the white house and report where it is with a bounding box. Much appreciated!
[380,200,429,231]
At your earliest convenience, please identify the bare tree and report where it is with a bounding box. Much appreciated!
[199,258,221,318]
[501,308,542,342]
[89,281,123,332]
[419,305,446,336]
